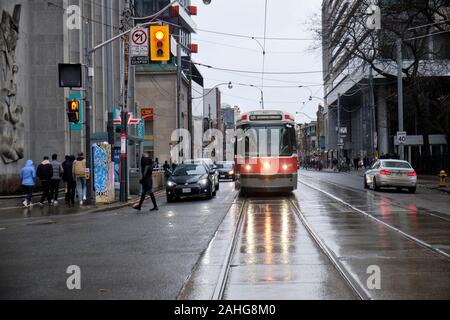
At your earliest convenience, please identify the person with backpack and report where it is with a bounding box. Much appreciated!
[50,154,63,205]
[73,153,87,205]
[20,160,36,208]
[36,156,53,206]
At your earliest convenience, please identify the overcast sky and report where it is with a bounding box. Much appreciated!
[191,0,323,123]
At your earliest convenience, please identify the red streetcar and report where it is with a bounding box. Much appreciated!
[235,110,298,194]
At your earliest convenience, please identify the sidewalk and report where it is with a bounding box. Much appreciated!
[0,189,165,218]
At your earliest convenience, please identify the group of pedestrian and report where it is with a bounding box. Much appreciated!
[20,153,87,208]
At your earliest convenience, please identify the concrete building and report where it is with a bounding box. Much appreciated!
[322,0,450,173]
[0,0,125,194]
[134,0,198,163]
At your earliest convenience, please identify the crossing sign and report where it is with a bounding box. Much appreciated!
[397,132,407,145]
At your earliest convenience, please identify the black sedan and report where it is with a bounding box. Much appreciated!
[216,161,236,181]
[166,163,216,202]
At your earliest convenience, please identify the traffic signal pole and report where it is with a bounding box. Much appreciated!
[84,19,93,205]
[81,2,176,203]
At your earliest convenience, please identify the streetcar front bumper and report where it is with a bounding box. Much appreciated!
[240,173,298,191]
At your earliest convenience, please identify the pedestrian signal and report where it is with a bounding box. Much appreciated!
[150,25,170,61]
[67,99,80,123]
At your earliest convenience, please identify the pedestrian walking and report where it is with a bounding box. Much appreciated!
[73,153,87,205]
[62,155,76,206]
[20,160,36,208]
[50,154,63,205]
[36,156,53,206]
[133,154,158,212]
[163,161,172,180]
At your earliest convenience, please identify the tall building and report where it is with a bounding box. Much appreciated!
[322,0,450,173]
[0,0,125,194]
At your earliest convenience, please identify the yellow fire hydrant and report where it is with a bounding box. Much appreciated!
[439,171,448,188]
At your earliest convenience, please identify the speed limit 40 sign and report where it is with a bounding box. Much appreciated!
[397,132,407,145]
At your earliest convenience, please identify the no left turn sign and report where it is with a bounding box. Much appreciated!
[132,29,147,45]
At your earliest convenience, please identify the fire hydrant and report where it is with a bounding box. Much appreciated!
[439,171,448,188]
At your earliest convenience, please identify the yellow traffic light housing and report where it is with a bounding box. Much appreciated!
[67,99,80,124]
[150,25,170,61]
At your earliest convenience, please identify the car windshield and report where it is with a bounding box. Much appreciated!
[382,161,412,169]
[216,162,233,169]
[172,165,207,176]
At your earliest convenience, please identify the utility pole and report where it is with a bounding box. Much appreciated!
[396,38,405,160]
[176,32,182,130]
[119,2,132,202]
[84,19,93,206]
[105,0,114,147]
[337,93,341,171]
[369,67,377,159]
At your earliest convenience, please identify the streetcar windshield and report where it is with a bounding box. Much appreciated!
[238,124,297,157]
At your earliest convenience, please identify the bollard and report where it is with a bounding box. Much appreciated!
[439,171,447,188]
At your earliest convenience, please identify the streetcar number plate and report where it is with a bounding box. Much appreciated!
[182,188,191,194]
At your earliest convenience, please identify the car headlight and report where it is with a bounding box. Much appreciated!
[199,179,209,186]
[167,181,176,187]
[229,171,234,175]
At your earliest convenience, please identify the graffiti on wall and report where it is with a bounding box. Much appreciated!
[0,5,24,164]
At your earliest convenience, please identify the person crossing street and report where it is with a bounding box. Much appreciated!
[133,154,158,212]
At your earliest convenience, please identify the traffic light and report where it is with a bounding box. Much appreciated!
[67,99,80,124]
[150,25,170,61]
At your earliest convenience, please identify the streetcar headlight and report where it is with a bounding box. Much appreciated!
[263,162,271,170]
[282,164,289,171]
[245,165,252,171]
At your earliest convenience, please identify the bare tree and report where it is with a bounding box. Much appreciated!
[314,0,450,170]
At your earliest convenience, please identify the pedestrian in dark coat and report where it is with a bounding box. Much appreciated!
[62,155,76,205]
[133,155,158,212]
[36,156,53,206]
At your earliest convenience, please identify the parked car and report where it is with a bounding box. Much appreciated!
[364,159,417,193]
[184,159,220,191]
[166,163,216,202]
[216,161,235,181]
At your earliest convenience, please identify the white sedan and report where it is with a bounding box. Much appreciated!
[364,160,418,193]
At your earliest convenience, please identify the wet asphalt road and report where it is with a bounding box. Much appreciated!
[0,183,239,299]
[1,171,449,300]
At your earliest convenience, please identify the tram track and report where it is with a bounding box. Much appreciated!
[210,196,366,300]
[298,179,450,261]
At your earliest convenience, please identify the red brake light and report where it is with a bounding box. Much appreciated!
[380,170,392,175]
[284,114,294,121]
[241,115,248,121]
[408,171,417,177]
